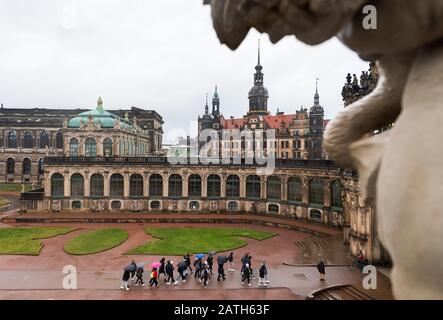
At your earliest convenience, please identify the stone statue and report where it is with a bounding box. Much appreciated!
[97,96,103,108]
[204,0,443,299]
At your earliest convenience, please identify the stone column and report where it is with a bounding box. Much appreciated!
[123,172,130,198]
[84,172,90,198]
[64,172,71,198]
[182,173,188,198]
[143,172,149,197]
[103,172,110,197]
[323,180,331,208]
[260,175,267,200]
[163,174,169,197]
[44,173,51,197]
[201,174,208,198]
[281,176,288,202]
[239,174,246,198]
[220,173,227,198]
[301,176,309,205]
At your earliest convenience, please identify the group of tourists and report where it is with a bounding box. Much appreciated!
[120,252,270,291]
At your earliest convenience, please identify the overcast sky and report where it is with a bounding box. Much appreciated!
[0,0,368,143]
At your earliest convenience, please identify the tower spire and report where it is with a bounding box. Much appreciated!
[257,38,261,66]
[205,93,209,114]
[314,78,320,105]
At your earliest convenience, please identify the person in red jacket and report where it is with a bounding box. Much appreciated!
[149,268,159,288]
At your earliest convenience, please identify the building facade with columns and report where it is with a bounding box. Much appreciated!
[0,101,164,184]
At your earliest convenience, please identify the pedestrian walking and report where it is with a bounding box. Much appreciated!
[217,262,226,281]
[185,253,193,273]
[228,252,234,272]
[177,260,187,283]
[134,266,145,287]
[248,255,255,278]
[242,263,251,286]
[240,253,249,274]
[130,259,137,281]
[258,261,268,287]
[120,269,131,291]
[317,260,326,281]
[159,257,166,282]
[200,262,209,288]
[194,258,202,278]
[207,254,214,275]
[149,268,159,288]
[165,260,178,285]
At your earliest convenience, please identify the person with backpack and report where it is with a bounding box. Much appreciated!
[258,261,268,287]
[129,259,137,281]
[149,267,159,288]
[240,253,249,274]
[165,260,178,285]
[134,265,145,287]
[177,260,187,283]
[241,263,251,286]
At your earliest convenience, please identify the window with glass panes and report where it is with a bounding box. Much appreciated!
[309,178,324,205]
[188,174,201,197]
[246,175,261,199]
[207,174,221,198]
[288,177,303,203]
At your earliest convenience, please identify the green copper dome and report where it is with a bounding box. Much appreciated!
[67,97,134,131]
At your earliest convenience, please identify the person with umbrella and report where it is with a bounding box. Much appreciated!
[194,254,204,278]
[129,259,137,282]
[165,260,178,285]
[149,267,159,288]
[134,262,146,287]
[242,263,251,286]
[240,253,249,275]
[121,263,136,291]
[217,255,227,281]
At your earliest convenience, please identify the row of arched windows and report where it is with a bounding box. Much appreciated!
[5,131,63,149]
[69,137,146,157]
[50,173,342,207]
[6,158,44,175]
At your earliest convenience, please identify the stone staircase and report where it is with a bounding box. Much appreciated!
[309,285,375,300]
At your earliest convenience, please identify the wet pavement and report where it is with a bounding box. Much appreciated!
[0,221,394,300]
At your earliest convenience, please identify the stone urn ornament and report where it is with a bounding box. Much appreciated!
[204,0,443,299]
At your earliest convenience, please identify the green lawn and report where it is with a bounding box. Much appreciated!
[64,228,129,255]
[128,227,278,256]
[0,227,75,255]
[0,183,41,193]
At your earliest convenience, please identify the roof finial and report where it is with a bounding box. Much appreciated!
[205,93,209,114]
[257,38,261,66]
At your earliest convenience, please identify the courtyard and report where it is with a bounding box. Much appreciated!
[0,218,393,300]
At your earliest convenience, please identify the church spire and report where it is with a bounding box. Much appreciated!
[314,78,320,106]
[254,39,264,86]
[257,38,261,66]
[204,93,209,115]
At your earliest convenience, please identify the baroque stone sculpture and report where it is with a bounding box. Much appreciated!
[204,0,443,299]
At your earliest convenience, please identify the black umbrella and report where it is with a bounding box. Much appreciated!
[124,264,137,272]
[217,255,228,264]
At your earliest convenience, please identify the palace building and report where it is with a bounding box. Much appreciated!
[18,64,390,266]
[198,44,327,160]
[0,100,163,184]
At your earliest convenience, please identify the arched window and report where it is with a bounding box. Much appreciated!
[103,138,113,156]
[288,177,303,203]
[227,201,239,212]
[70,138,79,156]
[207,174,221,198]
[24,132,33,148]
[331,180,343,208]
[38,158,44,175]
[268,203,279,214]
[188,174,201,197]
[246,175,261,199]
[6,158,15,174]
[39,131,49,148]
[22,158,31,175]
[189,201,200,210]
[149,174,163,197]
[309,178,324,206]
[110,173,124,197]
[267,176,281,200]
[226,175,240,198]
[168,174,182,198]
[50,173,64,198]
[55,132,63,149]
[130,174,143,198]
[85,138,97,157]
[90,173,104,198]
[8,131,17,148]
[71,173,84,198]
